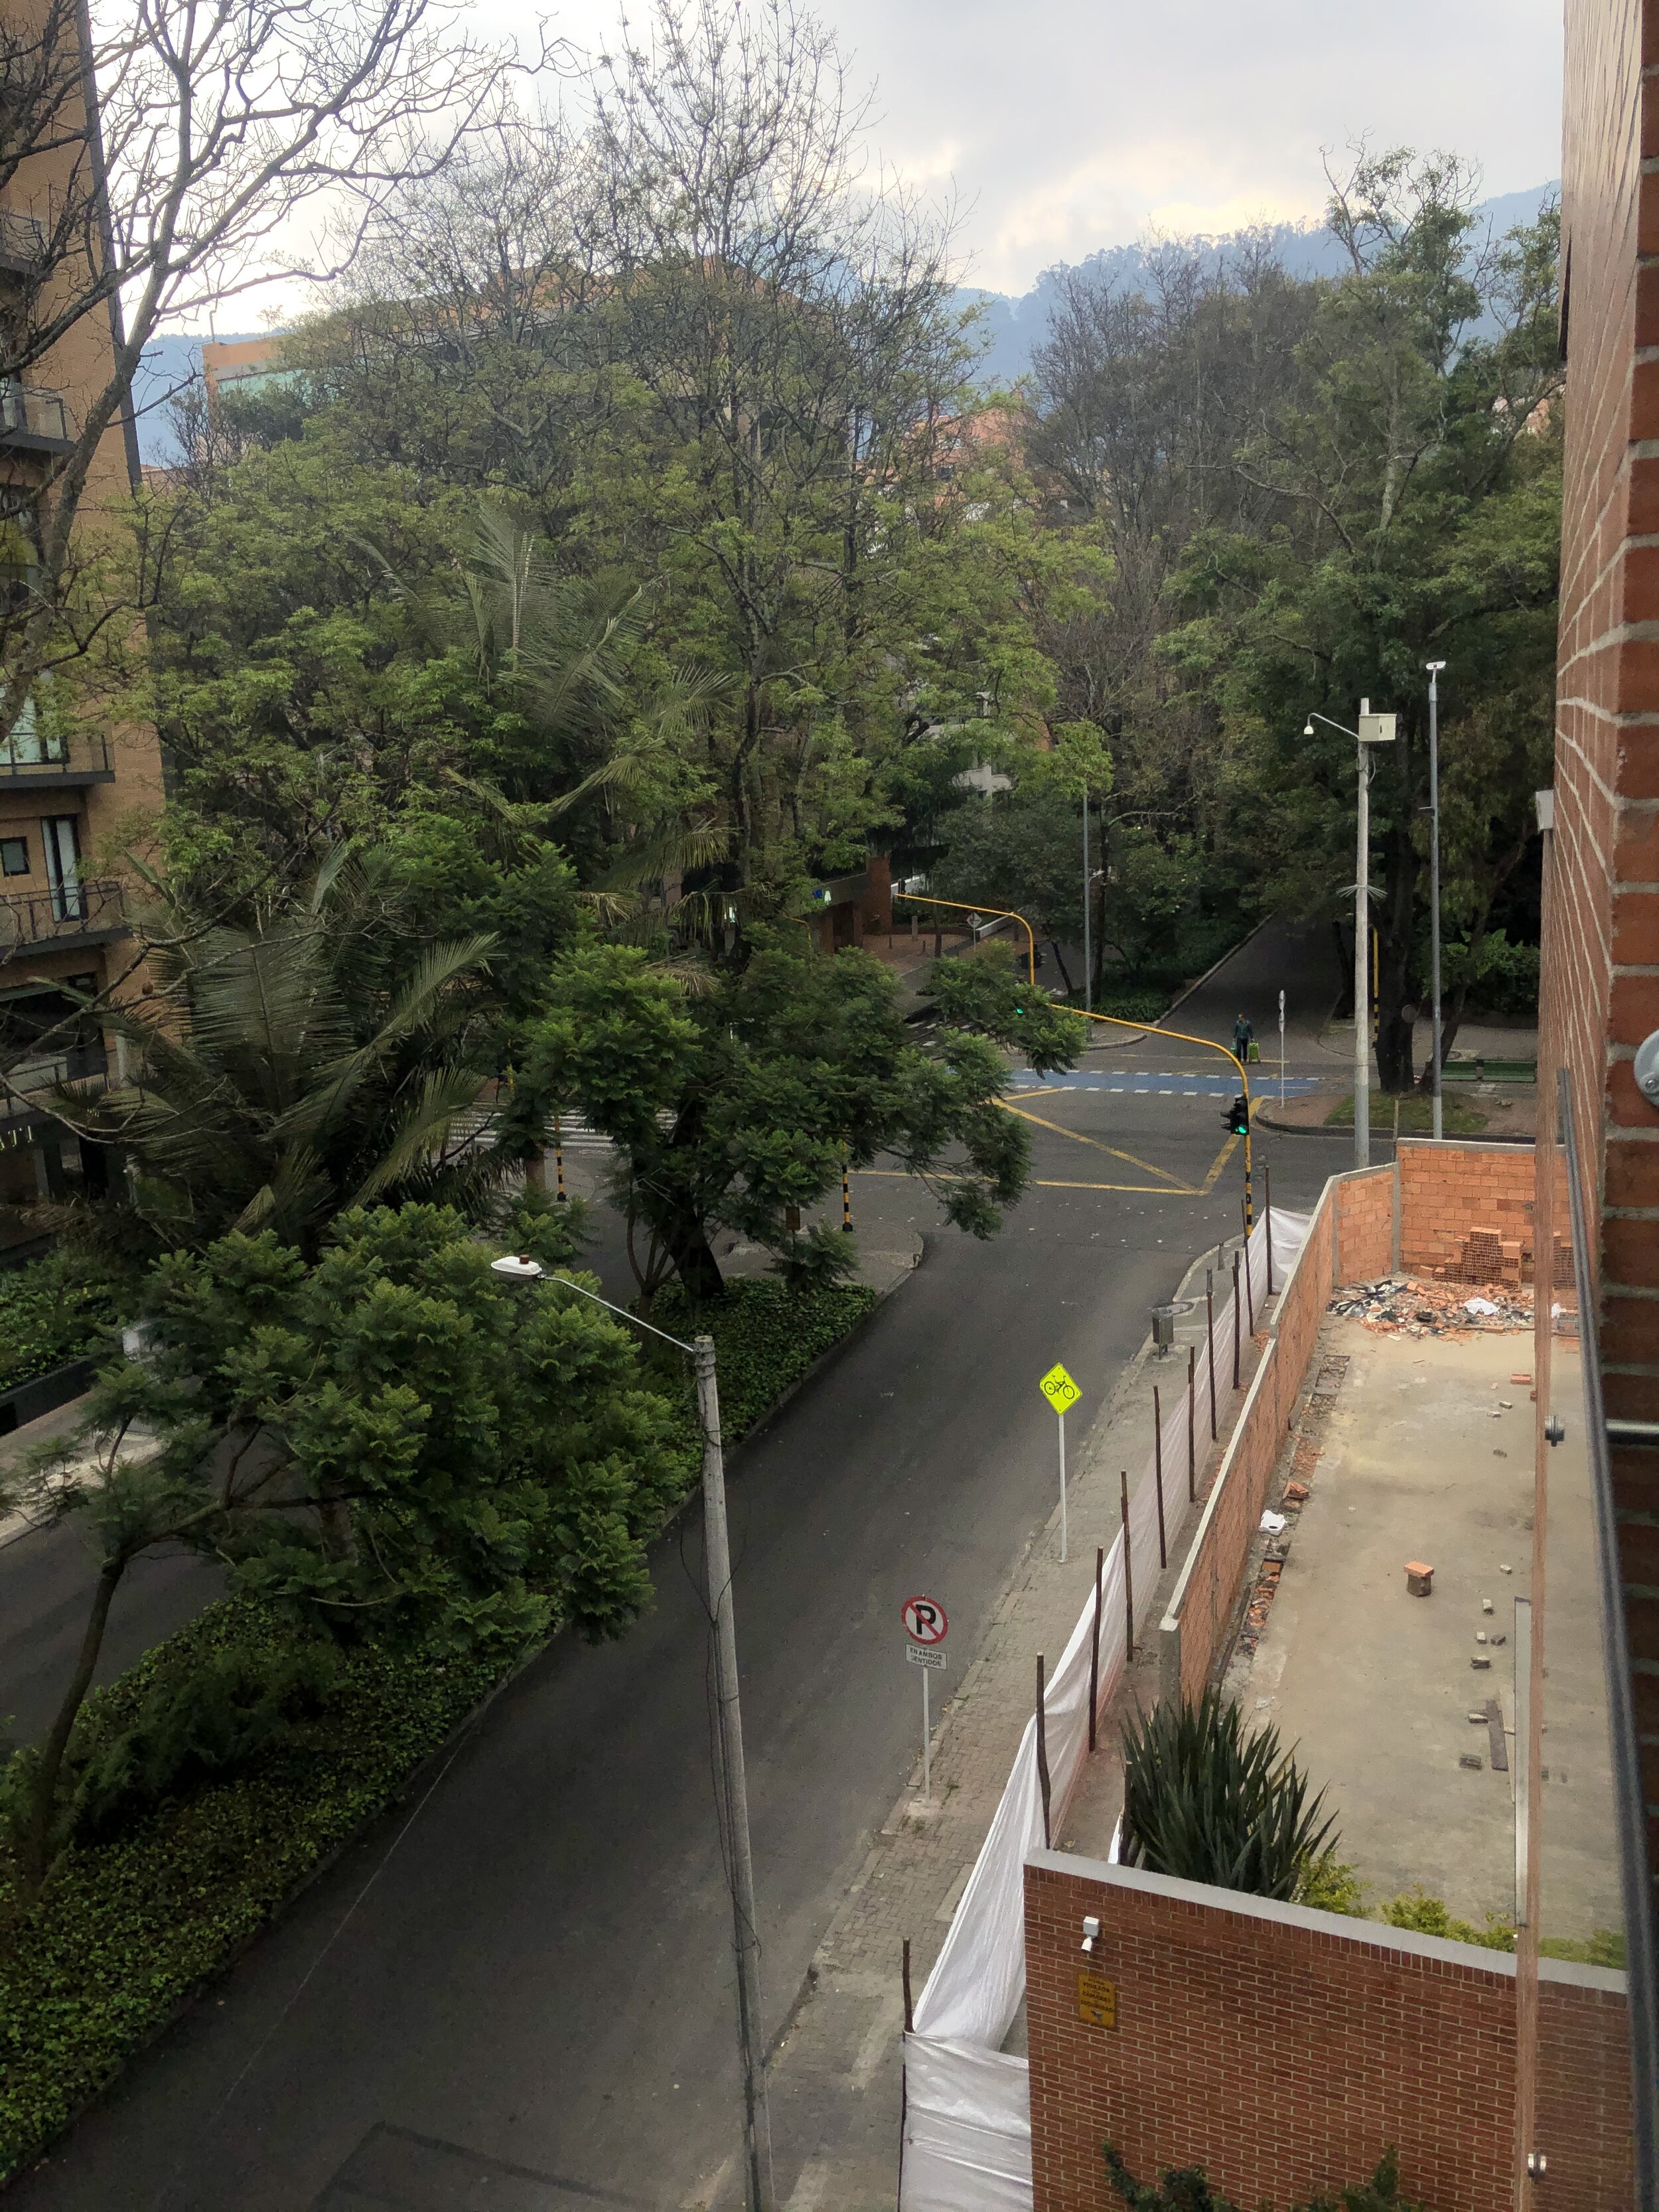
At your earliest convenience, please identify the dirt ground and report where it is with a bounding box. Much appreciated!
[1228,1316,1623,1941]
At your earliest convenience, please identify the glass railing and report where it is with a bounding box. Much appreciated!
[0,725,109,775]
[1532,1070,1658,2199]
[0,380,72,445]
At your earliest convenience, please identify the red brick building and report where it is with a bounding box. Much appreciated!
[1552,1,1659,2178]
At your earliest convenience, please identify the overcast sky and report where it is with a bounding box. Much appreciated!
[496,0,1562,297]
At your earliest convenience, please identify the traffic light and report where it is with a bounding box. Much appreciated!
[1222,1094,1250,1136]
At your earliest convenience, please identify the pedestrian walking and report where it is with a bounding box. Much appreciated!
[1232,1011,1254,1062]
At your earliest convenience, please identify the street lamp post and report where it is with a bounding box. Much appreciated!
[1304,701,1397,1170]
[1082,791,1092,1013]
[1426,661,1447,1141]
[488,1256,776,2212]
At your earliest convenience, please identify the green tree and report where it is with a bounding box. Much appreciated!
[1162,153,1561,1088]
[506,932,1084,1300]
[2,1199,674,1892]
[49,846,545,1260]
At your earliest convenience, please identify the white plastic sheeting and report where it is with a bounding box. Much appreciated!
[900,1206,1310,2212]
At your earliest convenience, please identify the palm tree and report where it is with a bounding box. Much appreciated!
[374,498,732,933]
[49,846,505,1258]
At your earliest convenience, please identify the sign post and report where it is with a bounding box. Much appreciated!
[902,1595,949,1803]
[1278,988,1287,1106]
[1039,1363,1082,1560]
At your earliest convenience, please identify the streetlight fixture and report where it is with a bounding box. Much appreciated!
[488,1255,776,2212]
[1425,662,1447,1140]
[1303,700,1397,1169]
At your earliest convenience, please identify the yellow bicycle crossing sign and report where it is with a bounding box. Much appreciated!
[1039,1362,1080,1416]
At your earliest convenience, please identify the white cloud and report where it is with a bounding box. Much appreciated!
[475,0,1563,293]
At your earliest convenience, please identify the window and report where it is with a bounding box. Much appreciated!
[41,814,82,920]
[0,836,26,875]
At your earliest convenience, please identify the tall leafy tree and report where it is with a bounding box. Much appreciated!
[1159,153,1561,1087]
[506,933,1084,1299]
[3,1200,674,1891]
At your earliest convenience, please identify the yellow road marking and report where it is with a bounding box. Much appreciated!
[1199,1132,1241,1193]
[995,1097,1194,1192]
[851,1171,1210,1197]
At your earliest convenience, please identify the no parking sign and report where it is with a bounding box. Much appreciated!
[902,1595,948,1646]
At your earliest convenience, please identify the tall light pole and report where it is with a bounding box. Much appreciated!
[1426,661,1447,1141]
[489,1256,776,2212]
[1081,788,1092,1013]
[1305,701,1398,1169]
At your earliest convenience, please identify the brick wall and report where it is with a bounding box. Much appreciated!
[1333,1169,1394,1284]
[1555,0,1659,1903]
[1159,1176,1345,1705]
[1025,1856,1632,2212]
[1397,1141,1546,1281]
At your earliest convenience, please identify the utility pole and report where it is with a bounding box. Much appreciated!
[1081,788,1092,1013]
[696,1337,776,2212]
[1303,701,1396,1172]
[1426,662,1447,1141]
[1354,701,1372,1171]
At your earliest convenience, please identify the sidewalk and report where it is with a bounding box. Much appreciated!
[707,1233,1280,2211]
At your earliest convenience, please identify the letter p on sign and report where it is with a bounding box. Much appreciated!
[902,1595,948,1645]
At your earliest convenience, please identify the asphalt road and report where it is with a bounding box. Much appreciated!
[7,924,1356,2212]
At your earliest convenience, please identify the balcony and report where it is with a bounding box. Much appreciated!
[0,727,111,788]
[0,380,74,455]
[0,879,128,955]
[0,212,48,279]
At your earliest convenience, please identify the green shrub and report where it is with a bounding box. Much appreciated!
[1540,1927,1626,1968]
[0,1601,527,2181]
[1094,986,1170,1024]
[1297,1854,1366,1917]
[650,1277,879,1468]
[0,1256,129,1397]
[1106,2144,1423,2211]
[1119,1690,1337,1899]
[1382,1886,1514,1951]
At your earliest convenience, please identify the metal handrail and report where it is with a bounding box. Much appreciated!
[0,210,48,273]
[0,879,127,945]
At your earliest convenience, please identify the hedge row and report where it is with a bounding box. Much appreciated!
[0,1260,127,1399]
[0,1275,879,2184]
[653,1276,879,1452]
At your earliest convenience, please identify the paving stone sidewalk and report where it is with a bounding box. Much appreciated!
[699,1232,1280,2212]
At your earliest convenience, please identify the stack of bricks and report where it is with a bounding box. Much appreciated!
[1456,1227,1526,1287]
[1397,1142,1539,1282]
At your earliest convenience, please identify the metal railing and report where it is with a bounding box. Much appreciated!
[0,210,48,275]
[0,879,126,946]
[0,380,72,446]
[0,729,109,777]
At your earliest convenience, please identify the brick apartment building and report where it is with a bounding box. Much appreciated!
[1555,0,1659,2022]
[1,0,161,1253]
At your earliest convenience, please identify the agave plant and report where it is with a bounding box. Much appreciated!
[1119,1688,1338,1900]
[48,845,506,1258]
